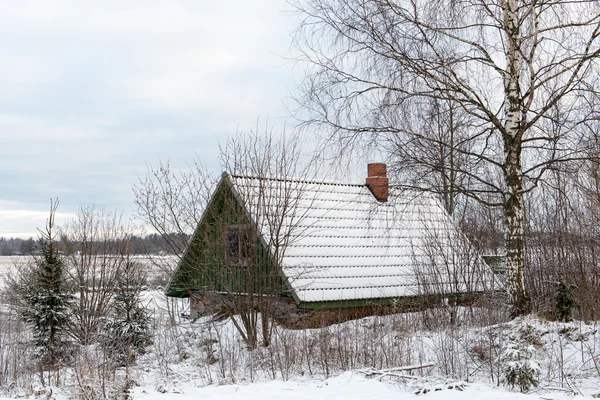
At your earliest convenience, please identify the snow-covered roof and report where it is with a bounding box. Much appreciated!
[226,174,497,304]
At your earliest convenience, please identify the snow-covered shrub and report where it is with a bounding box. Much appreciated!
[501,341,540,392]
[554,282,575,322]
[100,260,152,367]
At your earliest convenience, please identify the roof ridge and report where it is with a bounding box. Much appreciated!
[225,172,428,196]
[224,171,365,187]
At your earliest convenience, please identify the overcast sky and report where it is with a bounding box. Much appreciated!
[0,0,300,238]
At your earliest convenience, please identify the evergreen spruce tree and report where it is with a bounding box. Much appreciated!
[101,257,152,367]
[21,200,73,369]
[554,281,575,322]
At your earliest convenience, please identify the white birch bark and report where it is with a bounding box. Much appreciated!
[502,0,530,316]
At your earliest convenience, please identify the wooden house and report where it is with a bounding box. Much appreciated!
[166,163,499,315]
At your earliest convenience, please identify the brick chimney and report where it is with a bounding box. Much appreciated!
[366,163,388,202]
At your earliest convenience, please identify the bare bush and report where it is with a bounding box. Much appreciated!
[61,205,136,345]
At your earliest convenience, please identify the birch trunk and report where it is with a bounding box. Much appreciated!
[503,0,530,316]
[504,139,530,316]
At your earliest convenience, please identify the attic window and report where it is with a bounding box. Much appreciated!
[226,225,251,266]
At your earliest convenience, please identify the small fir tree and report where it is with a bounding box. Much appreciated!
[101,258,152,367]
[501,341,540,393]
[20,200,73,369]
[554,281,575,322]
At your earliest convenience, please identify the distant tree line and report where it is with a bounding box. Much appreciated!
[0,233,189,256]
[0,237,37,256]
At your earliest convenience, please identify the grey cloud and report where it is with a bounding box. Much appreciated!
[0,0,298,237]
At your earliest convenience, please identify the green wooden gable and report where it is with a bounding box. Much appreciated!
[165,177,287,299]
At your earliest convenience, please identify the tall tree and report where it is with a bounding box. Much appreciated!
[382,97,478,216]
[291,0,600,316]
[21,200,73,370]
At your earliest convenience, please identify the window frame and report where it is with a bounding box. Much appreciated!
[225,224,252,267]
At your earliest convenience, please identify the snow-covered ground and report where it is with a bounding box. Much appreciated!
[129,371,576,400]
[0,373,590,400]
[2,289,600,399]
[120,292,600,400]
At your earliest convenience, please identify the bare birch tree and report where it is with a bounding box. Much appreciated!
[134,128,318,347]
[60,205,137,345]
[291,0,600,316]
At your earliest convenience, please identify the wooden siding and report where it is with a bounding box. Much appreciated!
[166,181,287,298]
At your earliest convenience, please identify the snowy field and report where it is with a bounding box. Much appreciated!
[0,256,25,287]
[0,255,173,289]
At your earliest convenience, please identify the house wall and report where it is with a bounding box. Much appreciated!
[296,291,493,310]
